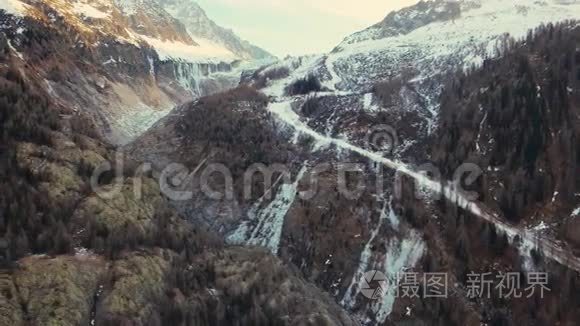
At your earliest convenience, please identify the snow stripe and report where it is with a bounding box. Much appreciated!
[267,99,580,274]
[227,164,308,255]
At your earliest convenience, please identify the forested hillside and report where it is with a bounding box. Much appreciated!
[433,21,579,234]
[0,31,356,326]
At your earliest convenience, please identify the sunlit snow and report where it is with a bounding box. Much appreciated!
[138,34,237,63]
[0,0,29,16]
[72,2,110,19]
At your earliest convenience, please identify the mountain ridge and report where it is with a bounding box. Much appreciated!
[157,0,275,61]
[0,0,274,144]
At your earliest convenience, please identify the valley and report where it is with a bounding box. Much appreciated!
[1,0,580,325]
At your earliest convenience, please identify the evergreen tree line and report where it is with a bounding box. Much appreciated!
[433,21,580,222]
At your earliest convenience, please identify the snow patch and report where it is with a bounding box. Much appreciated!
[532,221,549,231]
[139,34,236,64]
[362,93,380,113]
[114,105,173,140]
[74,247,92,257]
[147,56,155,76]
[7,39,24,59]
[0,0,29,16]
[72,2,110,19]
[475,111,488,153]
[227,164,308,255]
[341,200,389,310]
[552,191,559,203]
[374,231,425,323]
[341,198,424,323]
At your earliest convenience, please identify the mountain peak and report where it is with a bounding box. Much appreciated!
[335,0,579,49]
[156,0,275,60]
[338,0,485,46]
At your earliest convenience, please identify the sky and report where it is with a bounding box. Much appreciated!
[195,0,420,58]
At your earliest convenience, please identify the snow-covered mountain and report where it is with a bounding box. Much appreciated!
[157,0,274,61]
[332,0,580,88]
[338,0,480,46]
[250,0,580,157]
[0,0,274,143]
[109,0,274,62]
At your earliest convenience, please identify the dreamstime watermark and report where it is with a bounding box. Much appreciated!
[365,124,399,155]
[89,155,484,204]
[88,124,484,204]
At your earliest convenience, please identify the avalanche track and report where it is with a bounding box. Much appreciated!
[268,99,580,274]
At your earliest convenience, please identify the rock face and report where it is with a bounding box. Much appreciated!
[115,0,196,44]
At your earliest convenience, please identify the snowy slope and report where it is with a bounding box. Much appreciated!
[157,0,274,61]
[0,0,30,16]
[331,0,580,90]
[338,0,479,46]
[114,0,239,63]
[254,0,580,94]
[137,34,236,62]
[1,0,260,64]
[254,0,580,160]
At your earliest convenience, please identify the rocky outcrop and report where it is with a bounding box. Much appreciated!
[12,254,106,326]
[97,250,172,324]
[117,0,196,44]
